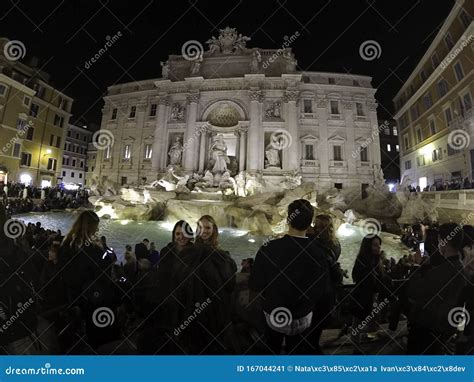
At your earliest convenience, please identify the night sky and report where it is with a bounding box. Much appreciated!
[0,0,454,127]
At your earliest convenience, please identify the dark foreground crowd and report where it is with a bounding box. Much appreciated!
[0,199,473,355]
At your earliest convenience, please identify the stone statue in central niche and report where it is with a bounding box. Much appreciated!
[265,134,282,168]
[168,136,183,166]
[209,134,230,174]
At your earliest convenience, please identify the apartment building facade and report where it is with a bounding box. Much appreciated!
[0,38,73,187]
[393,0,473,190]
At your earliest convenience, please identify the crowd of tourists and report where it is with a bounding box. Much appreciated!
[0,199,473,355]
[406,177,473,193]
[0,181,90,214]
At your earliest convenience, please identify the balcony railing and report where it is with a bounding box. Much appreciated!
[301,159,319,167]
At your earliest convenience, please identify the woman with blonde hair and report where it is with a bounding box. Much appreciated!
[62,210,100,248]
[59,210,109,303]
[195,215,220,248]
[172,215,237,353]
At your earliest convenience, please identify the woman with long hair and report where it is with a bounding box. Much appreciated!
[62,210,100,249]
[59,210,120,349]
[350,235,388,352]
[141,220,195,353]
[174,215,237,354]
[59,210,105,302]
[307,214,343,354]
[195,215,219,248]
[158,220,194,266]
[311,214,341,260]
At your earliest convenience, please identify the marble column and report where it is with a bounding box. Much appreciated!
[184,92,199,172]
[239,129,247,171]
[152,96,168,172]
[135,102,147,180]
[235,130,240,170]
[343,100,356,174]
[198,127,207,173]
[284,90,299,171]
[316,96,330,179]
[247,90,263,172]
[368,102,381,167]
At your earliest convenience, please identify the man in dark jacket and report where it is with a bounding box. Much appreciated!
[135,238,150,260]
[249,199,328,355]
[407,223,466,354]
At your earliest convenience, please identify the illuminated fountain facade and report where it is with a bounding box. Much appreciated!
[91,27,382,192]
[87,27,435,232]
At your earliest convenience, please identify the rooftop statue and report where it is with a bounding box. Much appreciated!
[206,27,251,54]
[160,61,170,79]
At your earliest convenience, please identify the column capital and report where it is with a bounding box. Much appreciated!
[284,90,299,103]
[186,92,200,104]
[136,103,147,112]
[157,96,169,106]
[195,124,209,136]
[367,102,378,111]
[249,90,264,103]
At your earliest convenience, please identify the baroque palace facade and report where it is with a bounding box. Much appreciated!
[93,28,382,192]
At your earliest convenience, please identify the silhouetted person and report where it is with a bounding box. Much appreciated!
[407,223,466,354]
[250,199,328,355]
